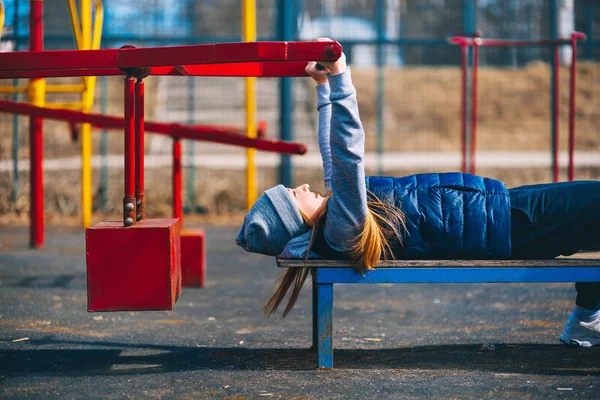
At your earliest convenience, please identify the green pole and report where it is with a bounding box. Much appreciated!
[186,75,196,214]
[11,0,21,203]
[99,76,108,208]
[376,0,385,175]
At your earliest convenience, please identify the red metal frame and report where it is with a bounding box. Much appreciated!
[123,77,136,225]
[0,41,342,78]
[460,44,468,173]
[450,33,586,179]
[135,79,145,220]
[552,45,560,183]
[470,41,479,175]
[172,139,182,221]
[568,32,586,181]
[0,99,307,154]
[29,0,43,248]
[0,62,316,80]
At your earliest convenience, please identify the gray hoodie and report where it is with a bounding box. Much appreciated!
[279,68,368,259]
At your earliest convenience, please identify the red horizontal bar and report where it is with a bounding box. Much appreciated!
[449,32,586,47]
[0,48,119,71]
[0,99,306,155]
[0,41,341,76]
[0,62,311,80]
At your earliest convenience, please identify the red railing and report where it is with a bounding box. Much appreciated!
[450,32,586,181]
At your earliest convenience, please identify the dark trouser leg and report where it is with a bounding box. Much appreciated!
[509,181,600,309]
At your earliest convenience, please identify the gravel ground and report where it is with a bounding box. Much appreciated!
[1,225,599,399]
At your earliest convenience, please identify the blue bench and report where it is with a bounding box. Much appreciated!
[276,257,600,369]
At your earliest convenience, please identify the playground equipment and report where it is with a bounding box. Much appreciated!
[0,39,342,311]
[450,32,586,181]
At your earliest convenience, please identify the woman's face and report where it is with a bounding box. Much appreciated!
[286,184,325,221]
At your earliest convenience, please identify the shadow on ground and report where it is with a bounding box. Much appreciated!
[1,339,599,376]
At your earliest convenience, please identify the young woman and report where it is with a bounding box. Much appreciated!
[235,43,600,347]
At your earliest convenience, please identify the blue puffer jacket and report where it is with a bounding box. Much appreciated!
[365,172,512,259]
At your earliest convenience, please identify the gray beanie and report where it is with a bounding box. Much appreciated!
[235,184,309,256]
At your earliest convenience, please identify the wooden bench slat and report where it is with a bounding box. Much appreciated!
[277,258,600,269]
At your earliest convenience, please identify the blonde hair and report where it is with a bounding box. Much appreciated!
[264,191,405,317]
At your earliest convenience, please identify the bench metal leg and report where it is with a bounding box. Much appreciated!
[312,279,333,369]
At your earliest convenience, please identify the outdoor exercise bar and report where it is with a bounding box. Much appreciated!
[0,41,342,79]
[450,32,586,181]
[0,99,307,154]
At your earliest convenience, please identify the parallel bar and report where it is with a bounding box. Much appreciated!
[123,77,136,226]
[29,0,44,248]
[0,41,341,73]
[470,42,479,174]
[172,138,182,221]
[450,36,575,47]
[568,33,584,181]
[460,44,468,173]
[135,79,145,221]
[0,62,312,80]
[315,267,600,284]
[552,45,560,182]
[0,99,307,155]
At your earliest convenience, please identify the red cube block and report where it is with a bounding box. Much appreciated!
[181,228,206,287]
[86,218,182,312]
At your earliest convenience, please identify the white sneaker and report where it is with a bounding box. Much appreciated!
[560,313,600,348]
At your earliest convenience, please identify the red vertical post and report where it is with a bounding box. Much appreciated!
[135,78,146,220]
[460,44,468,173]
[123,77,136,226]
[552,45,560,183]
[29,0,44,248]
[469,40,479,175]
[172,139,183,222]
[568,35,578,181]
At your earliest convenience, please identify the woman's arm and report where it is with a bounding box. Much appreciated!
[316,83,333,191]
[306,62,333,191]
[323,67,369,252]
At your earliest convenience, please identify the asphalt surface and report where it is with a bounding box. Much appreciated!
[1,225,599,399]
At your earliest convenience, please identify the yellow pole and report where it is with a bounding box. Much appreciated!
[78,0,93,227]
[243,0,257,210]
[0,1,5,40]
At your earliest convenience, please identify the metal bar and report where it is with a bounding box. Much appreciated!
[100,76,108,208]
[315,282,333,370]
[172,138,182,221]
[450,36,576,47]
[186,76,196,214]
[0,62,316,80]
[0,99,308,154]
[123,77,136,227]
[80,0,94,229]
[29,0,44,248]
[91,0,103,51]
[315,267,600,284]
[243,0,257,211]
[11,0,20,204]
[68,0,82,49]
[277,0,297,188]
[0,41,341,73]
[552,45,560,182]
[460,44,468,173]
[568,37,576,181]
[469,42,479,175]
[135,78,145,221]
[375,0,385,176]
[568,33,586,181]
